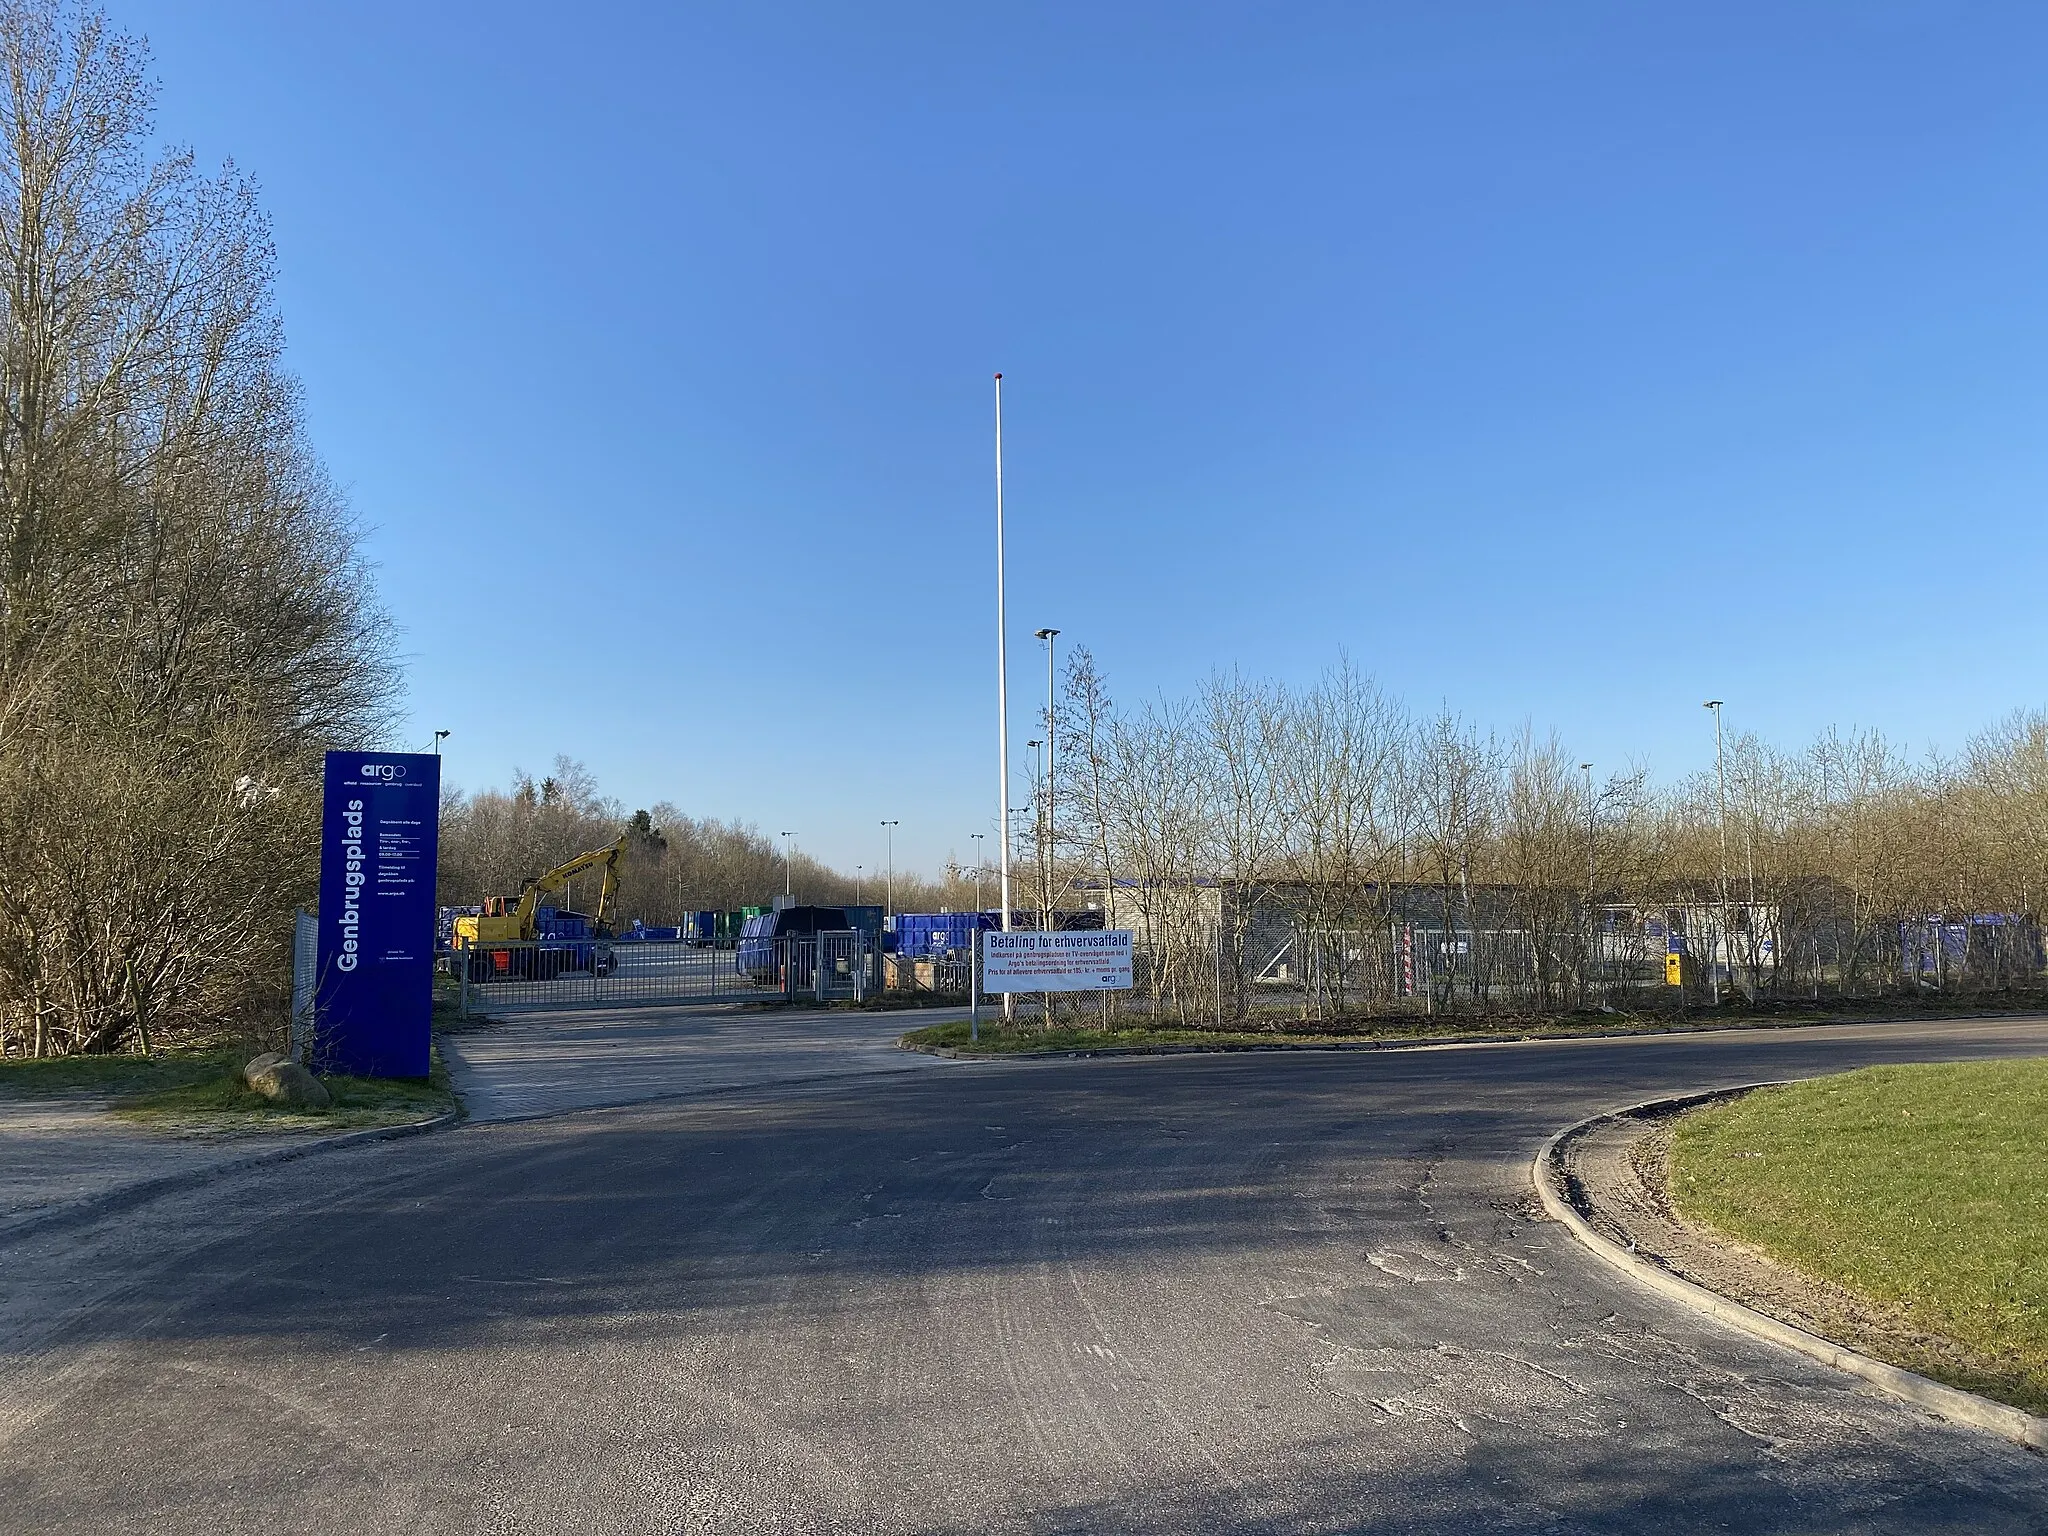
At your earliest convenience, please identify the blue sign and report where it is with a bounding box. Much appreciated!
[315,751,441,1077]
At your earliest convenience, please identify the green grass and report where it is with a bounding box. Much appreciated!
[898,1014,1682,1055]
[1670,1059,2048,1416]
[900,995,2048,1058]
[0,1039,457,1132]
[0,1045,242,1098]
[113,1067,454,1132]
[900,1020,1341,1054]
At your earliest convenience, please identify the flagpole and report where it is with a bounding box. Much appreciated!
[995,373,1014,935]
[994,373,1015,1022]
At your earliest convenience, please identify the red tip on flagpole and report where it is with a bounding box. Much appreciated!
[993,372,1002,380]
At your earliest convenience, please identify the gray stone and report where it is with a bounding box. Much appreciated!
[243,1059,330,1110]
[241,1052,288,1081]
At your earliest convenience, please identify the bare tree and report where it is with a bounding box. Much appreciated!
[1408,712,1497,1013]
[1198,668,1286,1022]
[0,3,395,1056]
[1267,660,1408,1018]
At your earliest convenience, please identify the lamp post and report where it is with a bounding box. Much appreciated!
[1581,761,1596,897]
[1705,701,1732,1002]
[1026,742,1042,923]
[1581,761,1595,1004]
[880,820,898,920]
[432,730,450,755]
[1035,628,1060,922]
[856,865,863,905]
[1007,805,1033,919]
[780,831,794,900]
[970,833,986,913]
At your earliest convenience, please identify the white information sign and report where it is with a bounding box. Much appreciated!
[980,929,1134,993]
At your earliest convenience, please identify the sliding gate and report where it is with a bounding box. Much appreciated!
[456,932,877,1015]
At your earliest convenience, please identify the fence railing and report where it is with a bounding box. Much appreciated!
[454,932,878,1014]
[1105,909,2048,1025]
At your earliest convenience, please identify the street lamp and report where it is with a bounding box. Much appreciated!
[1035,628,1060,923]
[1026,741,1042,922]
[1581,762,1595,1003]
[432,730,450,755]
[780,831,794,900]
[856,865,863,905]
[1007,804,1033,916]
[1704,701,1732,1002]
[1580,762,1595,897]
[880,820,899,920]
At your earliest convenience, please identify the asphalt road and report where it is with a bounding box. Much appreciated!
[5,1017,2048,1534]
[442,1002,945,1122]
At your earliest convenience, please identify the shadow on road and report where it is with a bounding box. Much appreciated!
[5,1020,2047,1534]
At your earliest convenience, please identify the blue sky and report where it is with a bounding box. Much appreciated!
[124,1,2048,875]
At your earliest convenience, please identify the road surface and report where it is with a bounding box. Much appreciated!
[441,1001,945,1121]
[3,1015,2046,1533]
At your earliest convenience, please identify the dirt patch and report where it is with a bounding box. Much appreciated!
[1553,1098,2013,1396]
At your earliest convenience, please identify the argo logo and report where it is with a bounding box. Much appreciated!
[359,762,407,781]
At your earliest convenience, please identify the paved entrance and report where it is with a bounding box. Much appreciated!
[7,1018,2048,1533]
[440,1001,948,1121]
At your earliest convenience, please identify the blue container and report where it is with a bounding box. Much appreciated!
[538,909,592,941]
[735,912,778,980]
[892,912,995,959]
[840,905,884,938]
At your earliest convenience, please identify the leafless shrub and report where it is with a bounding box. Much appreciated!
[1046,647,2048,1023]
[0,2,394,1056]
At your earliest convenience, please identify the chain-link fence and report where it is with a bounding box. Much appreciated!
[290,909,318,1059]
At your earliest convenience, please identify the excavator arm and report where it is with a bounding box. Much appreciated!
[514,835,629,934]
[454,834,631,951]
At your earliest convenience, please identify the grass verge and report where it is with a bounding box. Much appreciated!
[902,1014,1685,1055]
[1669,1059,2048,1417]
[0,1044,241,1099]
[0,1039,458,1134]
[113,1061,455,1133]
[900,1020,1357,1054]
[901,994,2048,1057]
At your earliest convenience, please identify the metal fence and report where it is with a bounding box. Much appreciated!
[883,954,974,996]
[290,909,318,1058]
[1143,920,1676,1021]
[455,932,879,1014]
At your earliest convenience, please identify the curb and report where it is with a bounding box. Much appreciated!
[1533,1086,2048,1455]
[899,1008,2048,1062]
[0,1108,462,1247]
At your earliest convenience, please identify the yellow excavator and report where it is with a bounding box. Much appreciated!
[453,835,628,981]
